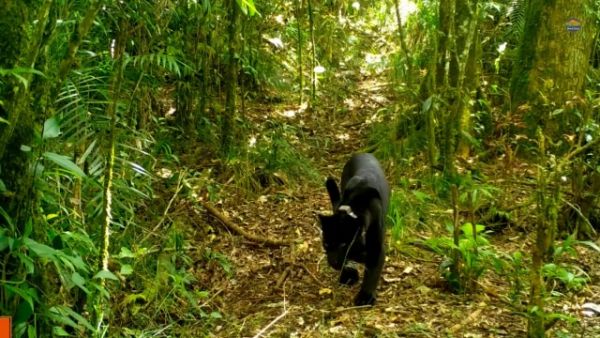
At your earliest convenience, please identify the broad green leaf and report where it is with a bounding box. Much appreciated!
[461,223,485,236]
[16,252,34,274]
[53,327,71,336]
[48,306,78,329]
[71,272,90,293]
[27,324,36,338]
[15,299,34,326]
[43,152,86,177]
[412,190,430,202]
[4,284,37,311]
[43,117,61,139]
[24,238,57,259]
[0,230,8,251]
[118,247,135,258]
[0,67,44,89]
[0,117,9,125]
[24,218,32,238]
[236,0,258,16]
[123,293,146,306]
[67,255,89,273]
[45,213,59,221]
[120,264,133,275]
[93,269,119,281]
[0,206,14,228]
[578,240,600,253]
[422,96,433,112]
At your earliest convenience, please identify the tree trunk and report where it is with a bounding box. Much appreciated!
[0,2,51,226]
[510,0,596,110]
[96,22,126,335]
[221,0,239,154]
[435,0,452,88]
[296,0,304,105]
[393,0,412,85]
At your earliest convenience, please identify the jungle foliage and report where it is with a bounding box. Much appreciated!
[0,0,599,337]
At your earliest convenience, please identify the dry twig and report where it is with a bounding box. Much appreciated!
[251,309,288,338]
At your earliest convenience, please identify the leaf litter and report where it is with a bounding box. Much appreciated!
[172,80,600,337]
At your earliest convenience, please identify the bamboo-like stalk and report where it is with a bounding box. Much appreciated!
[96,24,126,335]
[222,0,239,154]
[296,0,304,105]
[393,0,412,85]
[307,0,316,103]
[527,127,552,337]
[451,184,461,290]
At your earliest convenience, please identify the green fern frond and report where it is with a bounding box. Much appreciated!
[126,53,193,77]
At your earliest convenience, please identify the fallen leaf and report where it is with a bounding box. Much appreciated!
[319,288,332,296]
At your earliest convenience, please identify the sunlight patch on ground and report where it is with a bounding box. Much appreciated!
[366,112,383,125]
[276,102,308,119]
[157,168,173,178]
[365,53,382,65]
[165,106,176,117]
[344,98,358,109]
[281,110,297,118]
[248,135,257,148]
[336,133,350,141]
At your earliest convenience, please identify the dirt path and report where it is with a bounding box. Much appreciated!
[189,81,600,337]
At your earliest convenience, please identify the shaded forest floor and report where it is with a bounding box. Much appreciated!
[152,79,600,337]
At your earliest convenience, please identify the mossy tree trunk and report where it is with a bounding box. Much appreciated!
[435,0,452,88]
[440,0,479,174]
[528,129,561,338]
[393,0,412,86]
[222,0,239,155]
[510,0,596,112]
[0,2,52,226]
[296,0,304,105]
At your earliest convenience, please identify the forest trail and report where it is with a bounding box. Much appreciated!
[186,79,523,338]
[179,73,600,337]
[196,78,406,336]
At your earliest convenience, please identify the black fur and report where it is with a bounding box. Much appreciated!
[318,153,390,306]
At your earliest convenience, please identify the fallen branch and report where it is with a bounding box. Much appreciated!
[275,266,292,289]
[332,304,373,313]
[200,201,292,247]
[294,263,325,287]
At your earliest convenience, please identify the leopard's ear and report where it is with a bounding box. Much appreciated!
[325,177,341,209]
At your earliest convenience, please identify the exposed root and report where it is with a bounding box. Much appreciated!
[200,201,293,247]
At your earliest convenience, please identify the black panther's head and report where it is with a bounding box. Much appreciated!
[318,208,361,270]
